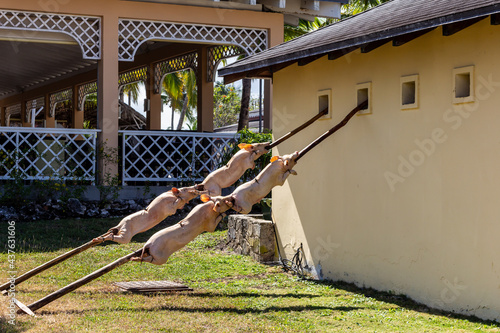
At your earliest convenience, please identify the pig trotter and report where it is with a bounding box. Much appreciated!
[131,247,153,263]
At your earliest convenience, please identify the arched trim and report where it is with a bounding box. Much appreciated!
[207,45,246,83]
[153,52,198,94]
[0,10,101,59]
[50,89,72,117]
[119,18,266,62]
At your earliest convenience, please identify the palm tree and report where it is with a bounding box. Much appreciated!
[237,78,251,131]
[161,69,197,130]
[122,82,142,106]
[162,72,183,129]
[176,70,197,130]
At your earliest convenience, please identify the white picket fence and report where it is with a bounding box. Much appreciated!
[0,127,100,183]
[0,127,236,185]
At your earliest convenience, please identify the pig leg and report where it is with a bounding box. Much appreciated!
[101,213,141,244]
[100,194,180,244]
[279,169,297,185]
[130,246,172,265]
[231,200,252,215]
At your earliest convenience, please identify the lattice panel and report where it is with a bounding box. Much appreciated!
[119,66,149,89]
[77,68,148,111]
[25,97,45,122]
[120,131,235,184]
[119,18,267,62]
[0,10,101,59]
[49,89,72,117]
[207,45,245,82]
[154,53,198,94]
[0,128,98,183]
[78,82,97,111]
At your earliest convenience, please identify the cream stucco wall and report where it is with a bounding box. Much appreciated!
[271,18,500,321]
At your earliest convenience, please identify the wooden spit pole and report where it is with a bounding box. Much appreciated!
[295,101,368,162]
[5,106,330,295]
[0,238,105,293]
[265,108,328,150]
[16,249,143,315]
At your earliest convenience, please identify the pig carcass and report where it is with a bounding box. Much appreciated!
[97,185,203,244]
[200,142,269,196]
[226,151,299,214]
[95,142,268,244]
[131,196,234,265]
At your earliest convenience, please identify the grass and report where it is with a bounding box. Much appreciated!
[1,218,499,332]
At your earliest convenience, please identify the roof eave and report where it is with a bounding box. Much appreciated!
[219,3,500,81]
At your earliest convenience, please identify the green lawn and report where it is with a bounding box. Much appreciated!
[1,218,499,333]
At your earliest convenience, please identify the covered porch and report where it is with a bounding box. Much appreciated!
[0,0,284,186]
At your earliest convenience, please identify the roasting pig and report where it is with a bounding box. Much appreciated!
[131,195,234,265]
[200,142,269,196]
[225,151,299,214]
[96,185,204,244]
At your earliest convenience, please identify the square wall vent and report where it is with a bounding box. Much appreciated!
[401,74,419,110]
[453,65,475,104]
[317,89,331,120]
[356,82,372,115]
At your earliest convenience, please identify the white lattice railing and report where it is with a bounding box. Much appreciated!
[0,127,100,183]
[120,130,236,184]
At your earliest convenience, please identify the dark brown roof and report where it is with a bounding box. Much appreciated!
[219,0,500,82]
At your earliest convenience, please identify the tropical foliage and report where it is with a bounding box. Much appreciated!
[284,17,334,41]
[213,81,241,129]
[343,0,391,15]
[284,0,390,41]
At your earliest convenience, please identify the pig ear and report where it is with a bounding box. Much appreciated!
[213,202,220,212]
[200,194,211,202]
[271,156,279,163]
[238,143,253,151]
[284,160,289,166]
[172,187,180,196]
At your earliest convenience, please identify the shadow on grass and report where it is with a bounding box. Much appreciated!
[38,304,361,316]
[150,304,361,315]
[171,291,321,299]
[310,279,500,327]
[109,290,321,299]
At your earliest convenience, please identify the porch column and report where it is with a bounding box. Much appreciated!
[147,63,162,130]
[197,46,213,132]
[0,106,4,126]
[44,94,55,128]
[264,79,272,131]
[73,85,84,129]
[21,99,30,127]
[97,15,120,182]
